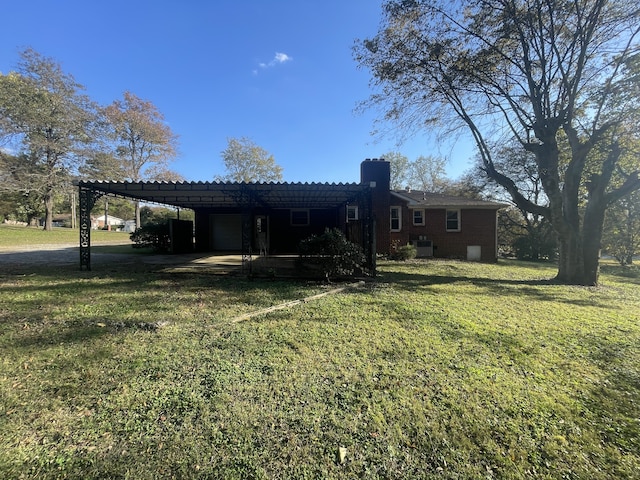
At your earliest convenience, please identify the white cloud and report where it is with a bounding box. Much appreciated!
[255,52,293,73]
[274,52,291,64]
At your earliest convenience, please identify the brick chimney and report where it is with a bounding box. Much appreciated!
[361,159,391,254]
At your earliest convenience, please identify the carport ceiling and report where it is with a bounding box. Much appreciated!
[78,181,370,210]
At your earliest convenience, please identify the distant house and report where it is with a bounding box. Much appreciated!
[123,220,137,233]
[92,214,125,230]
[77,159,505,269]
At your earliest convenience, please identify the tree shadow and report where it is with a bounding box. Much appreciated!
[371,269,620,309]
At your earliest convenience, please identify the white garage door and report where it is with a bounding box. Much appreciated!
[210,214,242,251]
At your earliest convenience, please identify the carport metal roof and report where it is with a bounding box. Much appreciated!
[77,180,371,210]
[77,180,374,271]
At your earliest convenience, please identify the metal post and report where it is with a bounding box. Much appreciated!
[241,208,252,275]
[79,185,103,271]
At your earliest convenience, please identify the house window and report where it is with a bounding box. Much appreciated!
[413,209,425,226]
[291,209,310,226]
[446,209,460,231]
[347,205,359,222]
[390,206,401,231]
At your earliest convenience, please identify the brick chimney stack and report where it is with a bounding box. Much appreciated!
[361,158,391,254]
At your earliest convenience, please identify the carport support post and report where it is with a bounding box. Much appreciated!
[241,208,252,275]
[79,185,103,271]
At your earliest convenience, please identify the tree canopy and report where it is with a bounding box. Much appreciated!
[219,137,283,183]
[102,91,180,227]
[0,48,98,230]
[382,151,450,192]
[355,0,640,285]
[102,91,179,183]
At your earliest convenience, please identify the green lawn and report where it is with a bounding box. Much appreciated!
[0,229,639,478]
[0,224,132,247]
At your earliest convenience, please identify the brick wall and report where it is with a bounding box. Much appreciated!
[390,205,499,262]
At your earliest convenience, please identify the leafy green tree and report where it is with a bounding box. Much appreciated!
[0,48,98,230]
[355,0,640,285]
[0,152,39,223]
[102,91,180,228]
[219,137,283,182]
[0,189,42,225]
[80,151,124,181]
[603,187,640,265]
[139,205,192,226]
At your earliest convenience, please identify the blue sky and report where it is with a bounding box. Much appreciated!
[0,0,474,183]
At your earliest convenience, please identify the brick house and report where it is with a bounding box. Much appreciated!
[77,158,505,269]
[361,158,506,262]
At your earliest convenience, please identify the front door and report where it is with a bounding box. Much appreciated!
[254,215,269,255]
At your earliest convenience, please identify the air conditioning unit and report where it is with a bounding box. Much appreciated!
[411,239,433,257]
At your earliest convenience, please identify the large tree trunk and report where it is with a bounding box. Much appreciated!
[555,229,584,284]
[555,187,608,286]
[582,225,602,286]
[582,201,607,287]
[43,188,54,231]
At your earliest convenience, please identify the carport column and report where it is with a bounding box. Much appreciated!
[241,208,252,274]
[79,185,103,271]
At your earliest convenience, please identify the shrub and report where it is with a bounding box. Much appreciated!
[298,228,367,281]
[390,244,417,261]
[130,222,170,252]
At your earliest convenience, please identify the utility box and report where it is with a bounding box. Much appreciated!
[467,245,482,261]
[412,240,433,257]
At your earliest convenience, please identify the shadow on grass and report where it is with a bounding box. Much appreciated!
[379,268,552,293]
[0,261,328,353]
[12,321,117,349]
[600,263,640,285]
[374,268,618,308]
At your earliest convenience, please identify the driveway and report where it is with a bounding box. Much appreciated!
[0,243,138,269]
[0,243,295,274]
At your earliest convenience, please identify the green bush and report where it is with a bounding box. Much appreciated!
[129,222,170,252]
[298,228,367,281]
[390,244,417,261]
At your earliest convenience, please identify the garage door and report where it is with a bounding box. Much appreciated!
[210,214,242,251]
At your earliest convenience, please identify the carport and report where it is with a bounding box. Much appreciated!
[77,180,375,273]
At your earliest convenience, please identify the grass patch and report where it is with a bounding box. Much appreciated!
[0,224,132,247]
[1,257,639,478]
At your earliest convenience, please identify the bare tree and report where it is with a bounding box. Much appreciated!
[410,155,448,192]
[103,91,180,227]
[382,151,450,191]
[381,151,411,189]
